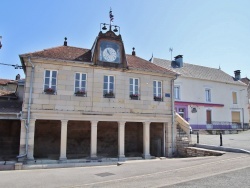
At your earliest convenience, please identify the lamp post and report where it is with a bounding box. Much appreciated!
[0,36,2,49]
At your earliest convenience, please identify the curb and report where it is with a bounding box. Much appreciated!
[194,144,250,154]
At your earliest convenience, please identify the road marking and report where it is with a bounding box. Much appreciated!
[64,155,250,187]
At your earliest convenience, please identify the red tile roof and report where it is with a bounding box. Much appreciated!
[126,55,175,74]
[0,79,17,85]
[20,46,176,75]
[21,46,91,62]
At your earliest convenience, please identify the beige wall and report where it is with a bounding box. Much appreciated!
[22,59,173,116]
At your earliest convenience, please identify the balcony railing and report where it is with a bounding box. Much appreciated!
[191,122,249,130]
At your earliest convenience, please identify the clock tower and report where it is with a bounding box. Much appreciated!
[91,20,127,69]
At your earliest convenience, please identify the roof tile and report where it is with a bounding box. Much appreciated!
[20,46,175,75]
[152,58,245,85]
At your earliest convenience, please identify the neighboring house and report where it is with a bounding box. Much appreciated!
[240,77,250,124]
[0,77,24,161]
[18,25,178,163]
[152,55,249,131]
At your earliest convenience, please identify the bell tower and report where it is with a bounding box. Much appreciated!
[91,9,127,69]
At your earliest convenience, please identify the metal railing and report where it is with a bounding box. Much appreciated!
[191,122,249,130]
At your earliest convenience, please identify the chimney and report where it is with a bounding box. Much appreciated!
[234,70,241,80]
[132,47,136,56]
[64,37,67,46]
[174,55,183,67]
[15,74,20,80]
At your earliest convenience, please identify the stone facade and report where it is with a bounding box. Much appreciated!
[18,48,176,162]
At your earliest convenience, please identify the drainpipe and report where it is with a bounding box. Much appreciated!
[170,74,179,157]
[17,57,34,159]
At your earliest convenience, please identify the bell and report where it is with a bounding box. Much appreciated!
[102,24,107,30]
[113,26,118,32]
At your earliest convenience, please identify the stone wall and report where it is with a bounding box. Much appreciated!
[97,122,118,157]
[22,60,172,115]
[0,120,20,160]
[150,123,163,157]
[185,147,224,157]
[125,122,143,157]
[67,121,90,159]
[34,120,61,159]
[176,138,190,157]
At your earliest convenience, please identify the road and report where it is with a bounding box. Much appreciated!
[0,153,249,187]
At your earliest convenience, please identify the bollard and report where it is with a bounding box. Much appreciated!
[220,132,223,146]
[197,132,199,144]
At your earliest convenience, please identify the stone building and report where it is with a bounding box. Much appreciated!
[18,24,178,163]
[0,77,24,161]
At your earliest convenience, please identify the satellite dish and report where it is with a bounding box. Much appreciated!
[191,107,197,113]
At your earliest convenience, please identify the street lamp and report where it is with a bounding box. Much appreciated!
[0,36,2,49]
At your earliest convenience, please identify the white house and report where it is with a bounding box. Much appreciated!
[152,55,249,131]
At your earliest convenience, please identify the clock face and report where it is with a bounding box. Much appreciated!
[99,41,120,63]
[103,47,117,62]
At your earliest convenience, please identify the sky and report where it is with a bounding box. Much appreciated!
[0,0,250,80]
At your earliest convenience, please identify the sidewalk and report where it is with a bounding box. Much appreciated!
[191,129,250,152]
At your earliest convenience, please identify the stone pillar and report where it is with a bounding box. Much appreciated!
[118,121,126,160]
[27,119,36,160]
[91,121,98,159]
[142,122,151,159]
[60,120,68,160]
[18,120,26,162]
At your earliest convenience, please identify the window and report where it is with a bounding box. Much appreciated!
[174,86,180,100]
[130,78,139,99]
[75,73,87,93]
[44,70,57,92]
[205,89,211,102]
[232,92,237,104]
[153,80,162,101]
[103,75,115,97]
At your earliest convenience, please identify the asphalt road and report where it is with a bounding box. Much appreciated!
[191,129,250,151]
[0,153,249,188]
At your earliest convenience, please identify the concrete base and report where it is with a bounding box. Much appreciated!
[118,155,125,161]
[142,154,151,159]
[15,163,23,170]
[59,157,67,161]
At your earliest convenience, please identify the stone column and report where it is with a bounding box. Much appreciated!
[142,122,151,159]
[118,121,125,160]
[91,121,98,159]
[27,119,36,160]
[18,120,26,161]
[60,120,68,160]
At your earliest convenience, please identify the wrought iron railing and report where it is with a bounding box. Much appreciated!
[191,122,250,130]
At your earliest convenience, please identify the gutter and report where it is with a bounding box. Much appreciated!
[17,57,34,159]
[170,74,179,157]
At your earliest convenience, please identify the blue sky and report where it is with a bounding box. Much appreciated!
[1,0,250,80]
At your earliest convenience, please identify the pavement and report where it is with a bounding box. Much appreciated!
[191,129,250,152]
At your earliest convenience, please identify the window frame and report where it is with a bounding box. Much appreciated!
[44,70,57,92]
[103,75,115,95]
[74,72,87,94]
[232,91,238,104]
[174,85,180,100]
[153,80,163,101]
[205,88,211,102]
[129,78,140,94]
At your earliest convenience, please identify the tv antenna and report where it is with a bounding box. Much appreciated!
[169,47,173,61]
